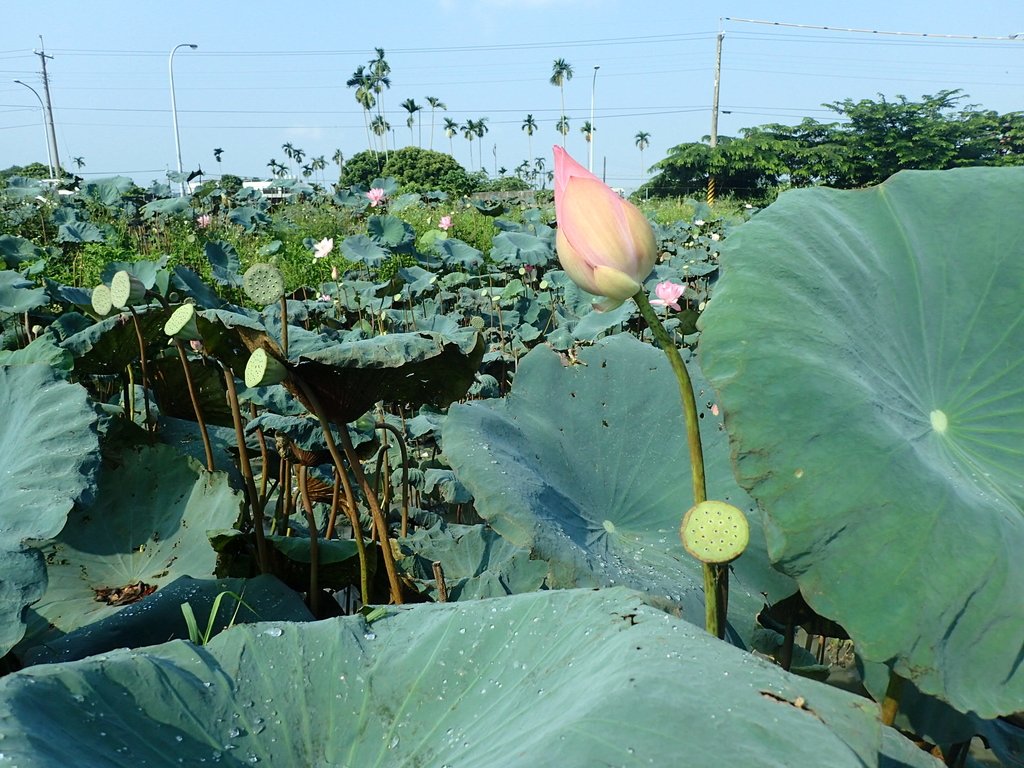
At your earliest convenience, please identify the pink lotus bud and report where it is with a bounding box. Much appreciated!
[438,215,453,231]
[366,188,387,207]
[553,146,657,311]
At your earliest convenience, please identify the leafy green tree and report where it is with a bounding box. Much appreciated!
[340,146,474,197]
[550,58,573,147]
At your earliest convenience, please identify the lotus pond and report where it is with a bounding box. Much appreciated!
[0,165,1020,767]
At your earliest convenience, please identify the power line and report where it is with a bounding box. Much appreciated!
[724,17,1023,42]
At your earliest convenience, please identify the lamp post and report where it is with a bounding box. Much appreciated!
[588,65,600,172]
[13,79,54,179]
[169,43,198,197]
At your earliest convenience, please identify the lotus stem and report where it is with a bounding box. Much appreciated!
[249,403,270,502]
[880,670,904,727]
[280,295,289,357]
[376,421,411,537]
[633,289,719,636]
[221,364,270,574]
[173,339,215,472]
[338,425,405,605]
[126,306,154,432]
[325,469,342,539]
[432,561,448,602]
[296,465,321,617]
[291,378,371,606]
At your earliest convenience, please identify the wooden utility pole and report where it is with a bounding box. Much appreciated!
[34,36,61,178]
[707,31,724,206]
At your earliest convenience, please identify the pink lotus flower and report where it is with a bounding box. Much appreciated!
[366,188,387,207]
[438,215,452,231]
[313,237,334,260]
[650,280,685,312]
[196,214,211,228]
[553,146,657,311]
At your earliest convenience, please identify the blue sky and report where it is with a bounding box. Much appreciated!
[2,0,1022,191]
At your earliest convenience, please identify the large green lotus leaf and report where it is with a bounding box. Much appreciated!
[0,588,885,767]
[60,305,173,375]
[24,575,313,666]
[24,444,243,645]
[0,270,47,313]
[398,522,549,600]
[0,365,99,548]
[442,335,794,637]
[284,330,485,425]
[0,365,98,655]
[698,167,1024,718]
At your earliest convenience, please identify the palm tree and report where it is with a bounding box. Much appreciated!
[292,147,305,168]
[346,65,377,155]
[550,58,574,147]
[580,121,595,146]
[462,120,477,169]
[72,156,85,170]
[267,158,287,179]
[425,96,446,150]
[400,98,422,146]
[213,148,223,164]
[534,157,548,189]
[311,154,327,185]
[556,116,570,145]
[521,114,537,165]
[634,131,651,180]
[371,114,390,150]
[331,149,344,182]
[443,117,459,156]
[368,48,392,159]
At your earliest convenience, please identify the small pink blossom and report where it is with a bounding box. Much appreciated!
[196,214,211,228]
[366,188,387,207]
[711,403,720,417]
[313,237,334,260]
[438,215,452,231]
[318,292,332,302]
[649,280,685,312]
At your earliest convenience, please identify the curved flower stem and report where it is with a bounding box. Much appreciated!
[172,339,215,472]
[633,289,724,638]
[296,465,321,617]
[375,421,411,538]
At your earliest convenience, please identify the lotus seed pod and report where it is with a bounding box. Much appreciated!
[163,303,201,341]
[91,284,113,316]
[243,263,285,306]
[109,270,147,309]
[244,347,288,388]
[680,500,750,564]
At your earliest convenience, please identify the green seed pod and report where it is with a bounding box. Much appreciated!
[243,263,285,306]
[244,347,288,388]
[91,284,113,316]
[163,303,200,340]
[680,500,750,564]
[109,270,147,309]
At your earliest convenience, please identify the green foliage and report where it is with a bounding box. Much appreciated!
[646,90,1024,199]
[341,146,476,197]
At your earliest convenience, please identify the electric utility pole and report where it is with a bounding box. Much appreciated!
[34,36,61,179]
[707,31,724,206]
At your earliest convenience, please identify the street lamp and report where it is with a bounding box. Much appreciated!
[169,43,198,197]
[13,79,54,179]
[589,65,600,172]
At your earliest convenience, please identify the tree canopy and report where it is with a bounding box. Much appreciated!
[644,90,1024,200]
[340,146,477,197]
